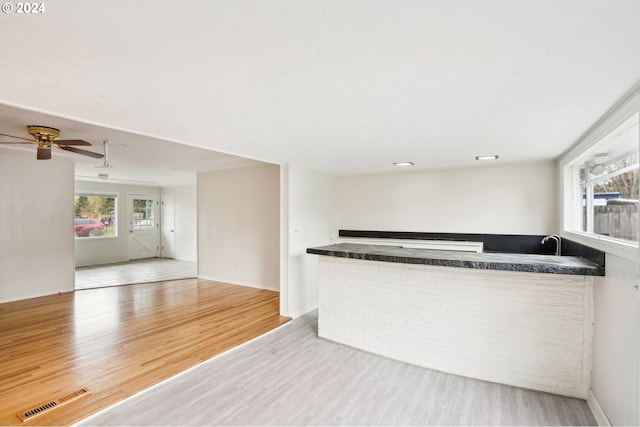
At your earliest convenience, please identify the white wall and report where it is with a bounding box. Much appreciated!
[336,162,557,234]
[590,254,640,426]
[281,165,338,317]
[0,150,75,303]
[557,87,640,425]
[161,185,197,262]
[284,161,556,317]
[74,181,160,267]
[198,164,280,290]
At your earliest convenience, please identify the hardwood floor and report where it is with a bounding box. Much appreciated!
[0,279,289,426]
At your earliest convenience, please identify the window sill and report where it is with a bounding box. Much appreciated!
[562,231,638,262]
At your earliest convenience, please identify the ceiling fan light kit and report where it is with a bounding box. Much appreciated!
[37,146,52,160]
[29,126,56,160]
[0,125,104,160]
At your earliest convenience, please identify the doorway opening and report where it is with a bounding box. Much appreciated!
[74,186,198,290]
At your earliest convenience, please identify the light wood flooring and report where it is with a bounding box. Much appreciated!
[81,311,597,426]
[0,279,289,426]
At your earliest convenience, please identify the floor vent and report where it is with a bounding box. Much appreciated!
[17,388,90,422]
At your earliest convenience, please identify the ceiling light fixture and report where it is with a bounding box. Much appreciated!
[393,161,414,167]
[475,155,499,161]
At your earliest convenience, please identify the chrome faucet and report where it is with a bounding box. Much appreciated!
[541,234,561,256]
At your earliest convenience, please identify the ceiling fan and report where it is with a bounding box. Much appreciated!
[76,139,155,185]
[0,125,104,160]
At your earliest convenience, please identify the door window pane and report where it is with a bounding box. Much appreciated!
[132,199,155,230]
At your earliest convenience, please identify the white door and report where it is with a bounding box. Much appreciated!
[129,194,159,260]
[160,194,176,259]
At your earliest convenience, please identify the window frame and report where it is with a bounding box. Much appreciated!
[560,87,640,261]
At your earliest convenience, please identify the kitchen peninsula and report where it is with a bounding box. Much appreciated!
[307,241,604,399]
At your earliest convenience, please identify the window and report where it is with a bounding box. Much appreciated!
[563,91,639,250]
[131,198,155,230]
[74,194,117,238]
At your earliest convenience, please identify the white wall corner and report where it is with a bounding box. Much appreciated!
[279,163,290,317]
[588,390,612,426]
[582,278,594,399]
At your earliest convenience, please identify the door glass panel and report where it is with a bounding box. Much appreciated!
[132,198,155,230]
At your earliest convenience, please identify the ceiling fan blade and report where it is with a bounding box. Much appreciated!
[59,145,104,159]
[0,141,33,144]
[56,139,92,146]
[37,146,52,160]
[0,132,35,142]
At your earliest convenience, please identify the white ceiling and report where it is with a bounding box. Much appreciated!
[0,0,639,183]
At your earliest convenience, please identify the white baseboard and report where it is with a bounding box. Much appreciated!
[587,389,611,426]
[287,302,318,319]
[197,275,279,292]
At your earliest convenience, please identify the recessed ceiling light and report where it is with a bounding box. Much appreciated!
[475,155,499,161]
[393,162,414,167]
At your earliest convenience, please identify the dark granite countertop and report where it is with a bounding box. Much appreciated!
[306,243,605,276]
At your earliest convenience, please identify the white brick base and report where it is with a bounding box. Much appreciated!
[318,257,593,398]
